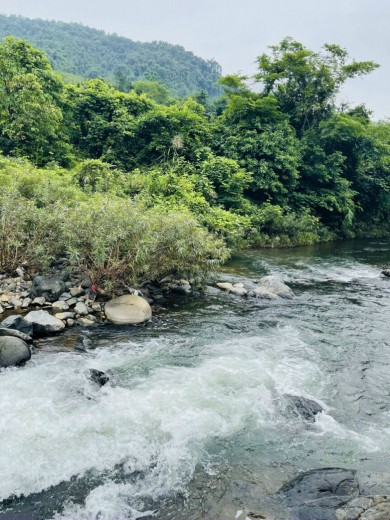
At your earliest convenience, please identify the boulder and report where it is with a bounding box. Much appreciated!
[25,310,65,334]
[254,276,293,300]
[284,394,323,422]
[105,294,152,325]
[0,336,31,368]
[0,315,33,336]
[31,276,67,302]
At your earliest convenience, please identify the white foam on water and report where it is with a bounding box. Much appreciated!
[0,332,315,510]
[0,326,384,519]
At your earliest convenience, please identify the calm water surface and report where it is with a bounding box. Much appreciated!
[0,239,389,519]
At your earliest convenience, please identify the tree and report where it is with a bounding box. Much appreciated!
[255,38,379,133]
[0,37,67,165]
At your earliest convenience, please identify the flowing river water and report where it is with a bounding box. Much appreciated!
[1,239,390,520]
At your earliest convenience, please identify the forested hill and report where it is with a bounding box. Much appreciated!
[0,14,222,97]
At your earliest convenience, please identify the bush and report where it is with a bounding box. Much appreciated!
[0,157,229,291]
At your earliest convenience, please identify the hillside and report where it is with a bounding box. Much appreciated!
[0,14,222,97]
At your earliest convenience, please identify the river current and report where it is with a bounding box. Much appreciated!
[0,239,389,519]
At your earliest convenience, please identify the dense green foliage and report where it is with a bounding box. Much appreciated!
[0,35,389,287]
[0,15,222,97]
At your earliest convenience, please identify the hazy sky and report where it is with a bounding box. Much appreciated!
[0,0,388,118]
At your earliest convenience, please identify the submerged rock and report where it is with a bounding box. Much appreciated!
[105,294,152,325]
[284,394,323,422]
[0,336,31,368]
[25,310,65,334]
[31,275,67,302]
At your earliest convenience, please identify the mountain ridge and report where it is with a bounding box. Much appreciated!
[0,13,222,97]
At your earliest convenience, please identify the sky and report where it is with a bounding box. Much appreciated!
[0,0,388,118]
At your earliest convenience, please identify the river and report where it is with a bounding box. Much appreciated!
[1,239,389,519]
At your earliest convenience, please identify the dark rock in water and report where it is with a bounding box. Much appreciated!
[278,468,360,520]
[382,269,390,278]
[89,369,109,386]
[31,275,67,302]
[284,394,323,422]
[0,315,33,336]
[0,336,31,368]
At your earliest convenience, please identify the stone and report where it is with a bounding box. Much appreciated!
[59,292,72,301]
[15,267,25,278]
[31,275,67,302]
[105,294,152,325]
[91,302,102,312]
[25,310,65,334]
[55,312,75,320]
[81,278,92,289]
[254,276,293,300]
[70,286,84,297]
[0,315,33,336]
[216,282,234,292]
[32,296,46,306]
[89,369,109,386]
[230,286,247,296]
[0,304,3,314]
[9,297,22,308]
[0,336,31,368]
[284,394,323,422]
[21,298,32,308]
[67,319,75,327]
[160,274,174,284]
[78,318,95,326]
[1,294,10,302]
[52,300,70,311]
[382,269,390,278]
[66,297,78,307]
[74,301,88,316]
[216,281,247,296]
